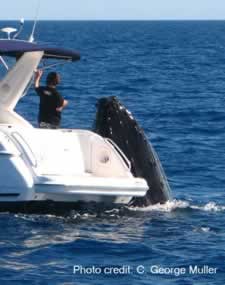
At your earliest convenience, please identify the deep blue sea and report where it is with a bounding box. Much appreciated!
[1,20,225,284]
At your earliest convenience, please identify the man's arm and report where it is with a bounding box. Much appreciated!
[56,99,68,112]
[34,69,43,88]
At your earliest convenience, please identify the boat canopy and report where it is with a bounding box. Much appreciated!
[0,39,80,61]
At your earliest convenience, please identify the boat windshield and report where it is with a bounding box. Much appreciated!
[0,56,14,79]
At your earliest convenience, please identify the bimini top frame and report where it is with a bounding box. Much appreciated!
[0,39,81,62]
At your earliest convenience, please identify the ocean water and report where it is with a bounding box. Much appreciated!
[1,21,225,284]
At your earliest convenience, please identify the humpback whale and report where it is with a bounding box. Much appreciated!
[94,96,171,206]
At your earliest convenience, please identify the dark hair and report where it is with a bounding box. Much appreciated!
[46,72,60,86]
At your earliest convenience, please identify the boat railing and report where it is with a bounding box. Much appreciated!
[105,138,131,170]
[11,131,37,168]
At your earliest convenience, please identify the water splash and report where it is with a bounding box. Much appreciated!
[128,200,225,213]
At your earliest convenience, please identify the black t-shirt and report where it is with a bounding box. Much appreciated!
[35,86,64,125]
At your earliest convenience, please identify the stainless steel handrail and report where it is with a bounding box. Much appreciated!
[105,138,131,170]
[11,131,37,167]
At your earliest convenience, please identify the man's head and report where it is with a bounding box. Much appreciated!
[46,72,60,86]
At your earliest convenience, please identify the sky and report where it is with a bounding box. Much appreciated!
[1,0,225,20]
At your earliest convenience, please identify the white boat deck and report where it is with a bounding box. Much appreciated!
[35,174,147,197]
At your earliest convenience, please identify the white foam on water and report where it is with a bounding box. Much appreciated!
[193,226,211,233]
[128,200,225,213]
[201,227,210,232]
[191,201,225,212]
[9,200,225,221]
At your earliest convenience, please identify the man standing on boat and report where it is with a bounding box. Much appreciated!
[34,70,68,129]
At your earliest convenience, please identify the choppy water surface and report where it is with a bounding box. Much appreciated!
[1,21,225,284]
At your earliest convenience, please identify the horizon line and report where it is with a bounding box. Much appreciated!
[1,18,225,21]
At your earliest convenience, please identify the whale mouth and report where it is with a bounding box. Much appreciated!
[93,96,171,207]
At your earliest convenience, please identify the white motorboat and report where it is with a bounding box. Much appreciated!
[0,20,149,213]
